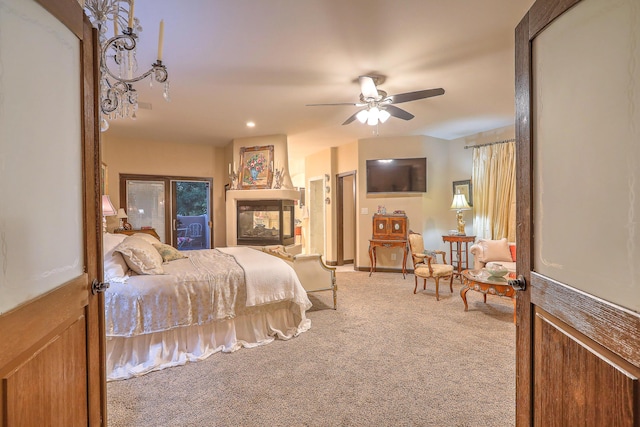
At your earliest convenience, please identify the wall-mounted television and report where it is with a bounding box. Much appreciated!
[366,157,427,194]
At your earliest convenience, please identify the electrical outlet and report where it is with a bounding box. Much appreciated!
[391,253,397,261]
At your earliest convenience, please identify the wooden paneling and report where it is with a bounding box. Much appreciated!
[0,276,89,425]
[534,307,639,426]
[4,317,87,426]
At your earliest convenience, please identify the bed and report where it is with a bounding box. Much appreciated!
[103,233,312,381]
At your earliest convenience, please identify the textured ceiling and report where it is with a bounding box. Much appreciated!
[104,0,533,160]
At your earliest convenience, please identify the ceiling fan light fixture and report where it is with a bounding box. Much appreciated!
[378,109,391,123]
[356,109,369,124]
[367,107,380,126]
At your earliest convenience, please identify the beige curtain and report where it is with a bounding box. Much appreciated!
[472,141,516,241]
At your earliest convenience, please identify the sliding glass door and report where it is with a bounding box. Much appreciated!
[121,174,213,249]
[172,180,211,250]
[124,179,167,241]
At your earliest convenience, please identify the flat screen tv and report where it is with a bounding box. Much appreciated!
[366,157,427,194]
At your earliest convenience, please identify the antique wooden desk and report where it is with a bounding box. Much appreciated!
[368,214,408,278]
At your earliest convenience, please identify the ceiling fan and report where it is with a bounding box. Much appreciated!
[307,75,445,126]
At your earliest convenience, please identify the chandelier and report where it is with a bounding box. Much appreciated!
[84,0,169,132]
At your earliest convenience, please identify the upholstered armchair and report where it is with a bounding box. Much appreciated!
[408,231,454,300]
[469,238,516,272]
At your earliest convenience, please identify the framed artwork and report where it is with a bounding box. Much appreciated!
[452,179,472,206]
[239,145,274,189]
[101,162,108,194]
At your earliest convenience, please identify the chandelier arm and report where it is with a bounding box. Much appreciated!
[100,34,167,84]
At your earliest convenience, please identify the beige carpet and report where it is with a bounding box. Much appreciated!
[107,271,515,426]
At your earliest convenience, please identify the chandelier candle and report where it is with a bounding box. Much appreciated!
[158,19,164,61]
[127,0,135,28]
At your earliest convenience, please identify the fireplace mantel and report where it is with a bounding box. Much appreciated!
[225,189,300,246]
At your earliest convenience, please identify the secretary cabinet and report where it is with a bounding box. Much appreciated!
[369,214,409,277]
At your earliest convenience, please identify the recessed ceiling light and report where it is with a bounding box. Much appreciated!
[246,121,255,128]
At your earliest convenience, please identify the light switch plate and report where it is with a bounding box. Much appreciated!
[361,207,369,215]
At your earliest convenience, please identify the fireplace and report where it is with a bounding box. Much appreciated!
[236,199,294,246]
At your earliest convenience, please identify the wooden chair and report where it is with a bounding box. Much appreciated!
[408,230,454,300]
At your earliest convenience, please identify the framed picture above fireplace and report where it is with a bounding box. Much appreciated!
[239,145,274,189]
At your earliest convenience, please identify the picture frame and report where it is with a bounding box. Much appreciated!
[239,145,274,189]
[452,179,472,206]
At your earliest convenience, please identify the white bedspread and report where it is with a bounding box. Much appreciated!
[105,247,311,337]
[218,246,307,307]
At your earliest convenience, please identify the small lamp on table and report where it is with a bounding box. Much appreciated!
[116,208,129,230]
[101,195,117,233]
[450,192,471,235]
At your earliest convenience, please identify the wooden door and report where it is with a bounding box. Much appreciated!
[0,0,104,425]
[515,0,640,425]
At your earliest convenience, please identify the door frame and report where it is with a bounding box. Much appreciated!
[336,171,356,268]
[515,0,640,424]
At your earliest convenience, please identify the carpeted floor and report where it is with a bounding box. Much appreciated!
[107,271,515,427]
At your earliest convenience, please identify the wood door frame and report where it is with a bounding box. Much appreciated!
[516,0,640,424]
[335,171,356,268]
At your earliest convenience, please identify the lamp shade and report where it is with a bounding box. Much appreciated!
[116,208,128,219]
[101,195,117,216]
[450,193,471,210]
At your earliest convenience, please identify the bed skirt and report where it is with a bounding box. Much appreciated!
[106,303,311,381]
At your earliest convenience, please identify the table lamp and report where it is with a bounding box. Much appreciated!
[450,192,471,235]
[101,195,117,233]
[116,208,128,230]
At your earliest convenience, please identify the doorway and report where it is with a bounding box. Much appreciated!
[308,177,326,256]
[336,171,356,268]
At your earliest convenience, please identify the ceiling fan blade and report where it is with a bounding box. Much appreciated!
[342,110,362,125]
[388,88,445,104]
[385,105,415,120]
[359,76,379,99]
[306,102,362,107]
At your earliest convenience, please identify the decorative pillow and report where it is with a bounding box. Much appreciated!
[153,243,187,263]
[509,244,517,262]
[132,232,162,246]
[103,233,129,283]
[114,236,164,275]
[478,238,513,263]
[423,250,439,264]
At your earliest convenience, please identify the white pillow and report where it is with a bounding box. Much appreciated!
[132,232,162,245]
[114,236,165,275]
[477,238,513,263]
[103,233,129,283]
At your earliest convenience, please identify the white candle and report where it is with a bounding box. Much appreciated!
[113,14,118,36]
[128,0,135,29]
[228,163,231,174]
[157,19,164,61]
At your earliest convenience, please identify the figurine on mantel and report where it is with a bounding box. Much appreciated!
[228,163,239,190]
[273,168,284,189]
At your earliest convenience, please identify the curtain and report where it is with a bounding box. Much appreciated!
[472,141,516,241]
